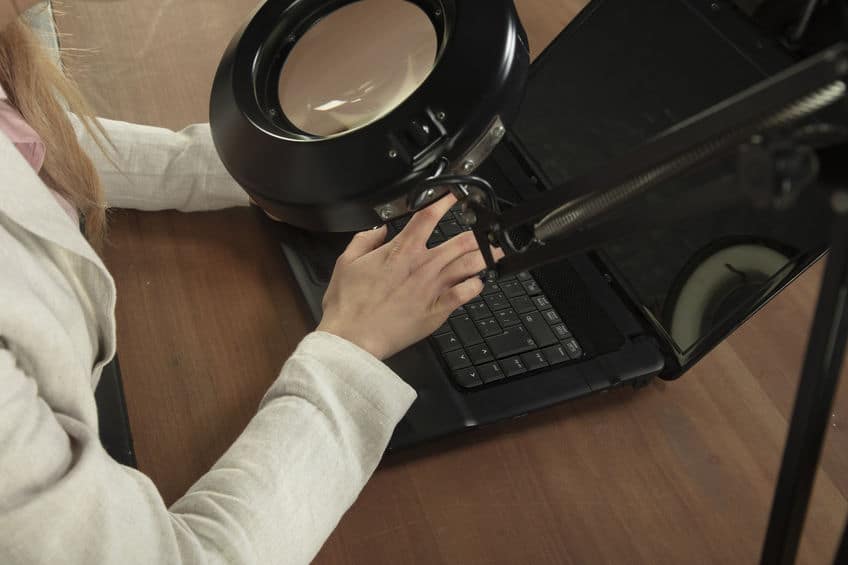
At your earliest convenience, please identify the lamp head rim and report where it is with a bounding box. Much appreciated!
[210,0,529,231]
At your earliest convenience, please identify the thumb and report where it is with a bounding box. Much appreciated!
[342,225,388,262]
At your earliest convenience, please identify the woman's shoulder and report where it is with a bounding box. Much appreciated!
[0,145,115,402]
[0,216,101,419]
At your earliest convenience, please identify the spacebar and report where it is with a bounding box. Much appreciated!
[486,326,537,359]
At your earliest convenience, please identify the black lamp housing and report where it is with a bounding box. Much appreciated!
[210,0,529,232]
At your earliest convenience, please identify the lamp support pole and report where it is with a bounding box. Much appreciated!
[760,191,848,565]
[836,518,848,565]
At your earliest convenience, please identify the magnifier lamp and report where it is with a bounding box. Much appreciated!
[210,0,529,233]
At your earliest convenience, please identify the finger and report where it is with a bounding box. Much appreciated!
[398,193,457,248]
[433,276,485,316]
[436,244,505,290]
[340,225,388,263]
[438,249,489,291]
[425,231,480,270]
[425,231,505,274]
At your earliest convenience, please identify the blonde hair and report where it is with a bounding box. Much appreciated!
[0,16,108,248]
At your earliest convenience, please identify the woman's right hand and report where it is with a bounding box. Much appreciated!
[317,195,501,360]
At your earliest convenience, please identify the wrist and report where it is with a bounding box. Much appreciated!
[316,322,386,360]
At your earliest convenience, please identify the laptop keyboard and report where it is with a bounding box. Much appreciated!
[386,205,584,390]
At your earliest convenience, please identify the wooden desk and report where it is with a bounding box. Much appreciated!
[58,1,847,563]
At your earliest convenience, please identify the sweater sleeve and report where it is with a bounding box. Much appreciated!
[71,115,251,212]
[0,332,416,565]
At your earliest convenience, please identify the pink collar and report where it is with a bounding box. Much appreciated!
[0,83,46,172]
[0,83,79,223]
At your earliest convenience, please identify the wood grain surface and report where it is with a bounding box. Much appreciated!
[57,1,847,563]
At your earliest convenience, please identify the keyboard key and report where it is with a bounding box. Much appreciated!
[542,310,562,325]
[522,280,543,295]
[440,220,464,238]
[486,325,537,359]
[476,318,501,338]
[453,367,483,389]
[495,308,521,327]
[521,351,549,371]
[500,280,525,298]
[466,302,492,321]
[552,323,572,340]
[563,338,583,359]
[391,217,410,231]
[500,356,528,377]
[484,293,511,311]
[427,230,445,247]
[450,305,466,318]
[453,215,471,229]
[435,332,462,354]
[533,296,551,309]
[520,311,557,348]
[478,362,505,383]
[517,271,533,281]
[467,343,494,364]
[444,349,472,370]
[509,296,535,314]
[434,321,452,336]
[450,315,484,346]
[542,344,570,365]
[482,281,501,296]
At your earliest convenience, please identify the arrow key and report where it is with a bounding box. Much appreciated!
[444,349,472,371]
[467,343,494,364]
[453,367,483,389]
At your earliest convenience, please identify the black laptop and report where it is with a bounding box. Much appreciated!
[276,0,832,448]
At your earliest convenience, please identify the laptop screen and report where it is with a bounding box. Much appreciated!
[510,0,832,365]
[593,164,830,358]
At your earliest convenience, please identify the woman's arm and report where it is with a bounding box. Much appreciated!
[0,334,414,565]
[72,115,251,212]
[0,188,493,563]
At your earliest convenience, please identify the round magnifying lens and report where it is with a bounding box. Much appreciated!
[278,0,438,138]
[211,0,529,231]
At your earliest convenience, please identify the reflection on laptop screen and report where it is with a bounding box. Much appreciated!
[511,0,831,361]
[598,164,830,356]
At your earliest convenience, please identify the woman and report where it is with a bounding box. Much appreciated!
[0,3,493,563]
